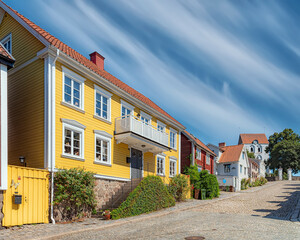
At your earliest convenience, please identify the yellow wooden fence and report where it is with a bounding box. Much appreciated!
[2,165,49,226]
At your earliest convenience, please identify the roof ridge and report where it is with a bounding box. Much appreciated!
[0,0,184,128]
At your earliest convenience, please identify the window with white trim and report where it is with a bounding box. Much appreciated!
[1,34,12,54]
[250,145,255,153]
[140,111,151,125]
[240,164,243,173]
[196,148,201,160]
[94,85,112,121]
[95,134,111,164]
[62,67,85,110]
[257,145,262,153]
[206,154,210,165]
[121,100,134,117]
[169,158,177,177]
[157,155,165,176]
[157,120,166,132]
[224,164,231,173]
[63,124,84,159]
[170,128,177,149]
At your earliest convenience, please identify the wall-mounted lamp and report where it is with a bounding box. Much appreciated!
[141,145,146,148]
[19,156,26,167]
[137,113,140,118]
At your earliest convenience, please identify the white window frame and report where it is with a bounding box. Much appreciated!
[224,164,231,173]
[62,66,85,110]
[157,120,166,132]
[62,122,85,160]
[156,154,165,176]
[121,99,134,116]
[169,127,177,150]
[206,154,210,165]
[94,84,112,122]
[1,33,12,54]
[196,148,201,160]
[94,132,112,166]
[140,111,152,125]
[169,156,177,177]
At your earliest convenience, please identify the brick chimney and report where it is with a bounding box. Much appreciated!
[89,51,105,70]
[219,142,226,148]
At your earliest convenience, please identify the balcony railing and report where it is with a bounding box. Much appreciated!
[115,114,169,147]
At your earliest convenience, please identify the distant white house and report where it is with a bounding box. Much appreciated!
[238,134,269,177]
[208,143,249,191]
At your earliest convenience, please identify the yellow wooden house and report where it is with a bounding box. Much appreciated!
[0,1,185,213]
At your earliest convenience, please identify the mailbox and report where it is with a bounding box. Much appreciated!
[13,194,22,204]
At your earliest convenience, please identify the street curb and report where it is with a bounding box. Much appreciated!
[37,181,281,240]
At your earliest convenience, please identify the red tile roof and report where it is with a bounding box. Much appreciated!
[0,42,13,60]
[239,134,269,144]
[218,145,244,163]
[1,1,184,128]
[184,130,216,156]
[248,158,259,168]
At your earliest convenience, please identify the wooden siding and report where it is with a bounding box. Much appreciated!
[0,13,45,68]
[55,63,180,179]
[7,60,44,168]
[180,133,191,172]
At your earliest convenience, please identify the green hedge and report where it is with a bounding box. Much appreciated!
[167,174,189,201]
[111,176,175,219]
[53,168,96,221]
[195,170,219,199]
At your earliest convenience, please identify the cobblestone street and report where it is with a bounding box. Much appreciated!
[0,181,299,240]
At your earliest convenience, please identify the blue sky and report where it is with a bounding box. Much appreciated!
[5,0,300,146]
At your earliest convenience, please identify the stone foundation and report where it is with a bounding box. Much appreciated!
[0,190,3,228]
[94,178,126,210]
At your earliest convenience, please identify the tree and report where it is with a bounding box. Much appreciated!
[266,129,300,174]
[266,128,300,153]
[247,150,255,159]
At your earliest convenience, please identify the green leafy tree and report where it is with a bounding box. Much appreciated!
[266,129,300,174]
[247,150,255,159]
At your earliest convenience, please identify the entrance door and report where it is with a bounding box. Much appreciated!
[131,148,143,179]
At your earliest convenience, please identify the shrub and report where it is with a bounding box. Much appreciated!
[195,170,219,199]
[111,176,175,219]
[167,174,189,202]
[53,168,96,221]
[184,164,200,185]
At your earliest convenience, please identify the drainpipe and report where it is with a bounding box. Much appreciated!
[50,49,59,224]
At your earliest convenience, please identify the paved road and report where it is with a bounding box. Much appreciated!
[59,181,300,240]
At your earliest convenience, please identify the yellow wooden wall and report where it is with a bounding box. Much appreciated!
[55,63,180,179]
[0,13,45,67]
[2,165,49,227]
[7,60,45,168]
[0,13,46,168]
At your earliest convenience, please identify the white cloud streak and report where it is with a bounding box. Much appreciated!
[34,0,299,144]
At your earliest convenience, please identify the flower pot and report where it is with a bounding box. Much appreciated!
[104,214,110,220]
[194,189,200,199]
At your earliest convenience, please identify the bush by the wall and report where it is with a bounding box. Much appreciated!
[53,168,96,221]
[195,170,219,199]
[241,178,249,190]
[184,164,200,185]
[167,174,189,201]
[111,176,175,219]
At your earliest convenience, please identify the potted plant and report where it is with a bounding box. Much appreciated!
[102,210,111,220]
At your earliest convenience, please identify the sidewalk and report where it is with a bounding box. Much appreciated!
[0,182,280,240]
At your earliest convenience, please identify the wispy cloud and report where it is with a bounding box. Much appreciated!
[28,0,300,144]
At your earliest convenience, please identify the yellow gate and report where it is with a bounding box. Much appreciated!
[2,165,49,226]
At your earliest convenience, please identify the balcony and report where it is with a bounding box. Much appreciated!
[115,114,170,154]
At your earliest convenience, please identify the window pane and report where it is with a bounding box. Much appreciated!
[65,76,72,86]
[96,101,101,109]
[96,108,101,116]
[103,96,108,105]
[73,97,80,107]
[64,84,71,95]
[96,93,101,101]
[103,103,107,112]
[103,111,107,119]
[73,132,80,140]
[73,81,80,90]
[64,93,71,103]
[74,89,80,98]
[64,146,71,154]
